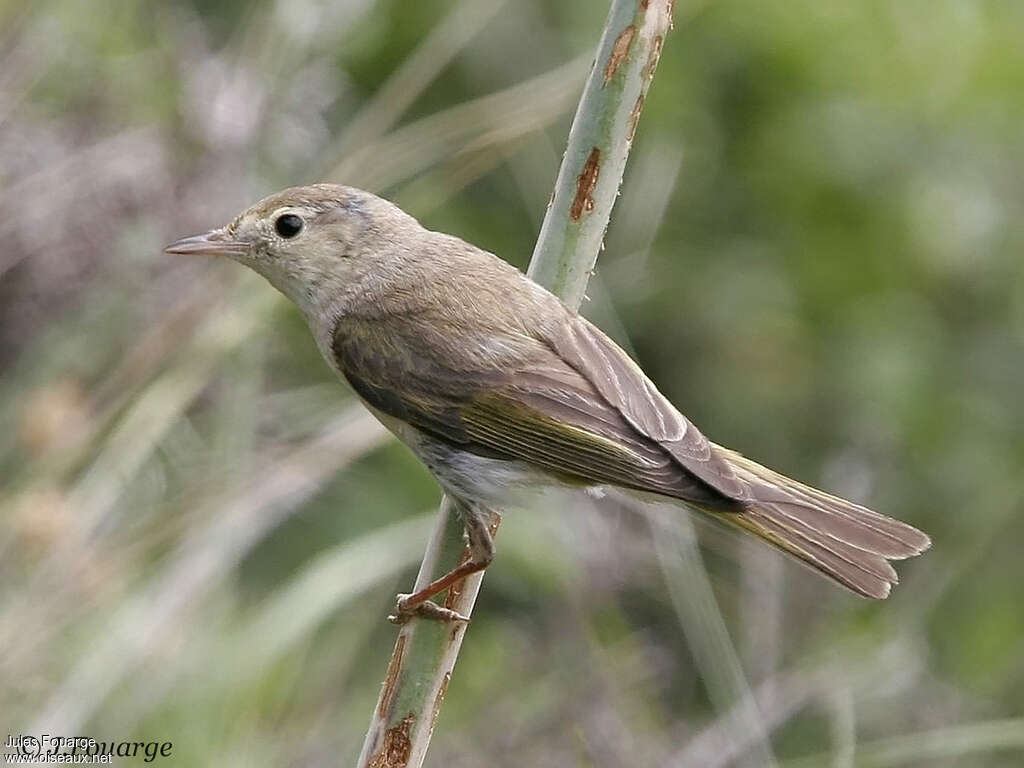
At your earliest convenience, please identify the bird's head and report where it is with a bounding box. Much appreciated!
[165,183,416,318]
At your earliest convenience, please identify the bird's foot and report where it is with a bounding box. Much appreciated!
[387,593,471,625]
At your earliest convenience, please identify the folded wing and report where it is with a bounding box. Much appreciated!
[332,312,929,599]
[332,318,735,508]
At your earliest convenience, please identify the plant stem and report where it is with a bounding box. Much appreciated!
[356,2,674,766]
[527,0,671,301]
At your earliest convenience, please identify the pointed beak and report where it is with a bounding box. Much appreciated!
[164,229,250,257]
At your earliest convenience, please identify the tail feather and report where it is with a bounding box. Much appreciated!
[710,446,930,599]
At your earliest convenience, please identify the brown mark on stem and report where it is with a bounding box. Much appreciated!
[431,673,451,733]
[627,94,646,142]
[603,25,636,86]
[640,0,650,10]
[377,634,407,719]
[570,148,601,221]
[367,713,416,768]
[646,35,664,80]
[444,580,464,610]
[443,546,472,611]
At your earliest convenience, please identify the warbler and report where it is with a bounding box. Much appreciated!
[166,183,929,619]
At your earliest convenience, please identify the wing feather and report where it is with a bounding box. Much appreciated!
[332,319,734,507]
[547,316,748,497]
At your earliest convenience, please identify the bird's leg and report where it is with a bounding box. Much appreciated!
[389,500,496,624]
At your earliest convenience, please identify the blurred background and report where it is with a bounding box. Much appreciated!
[2,0,1023,765]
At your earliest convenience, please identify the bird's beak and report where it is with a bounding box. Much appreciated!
[164,229,250,257]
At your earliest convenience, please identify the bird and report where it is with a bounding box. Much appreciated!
[166,183,930,620]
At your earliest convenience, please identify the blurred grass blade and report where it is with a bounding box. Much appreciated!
[783,718,1024,768]
[327,0,510,166]
[648,508,779,768]
[235,513,436,673]
[674,639,919,768]
[330,55,588,191]
[29,408,389,735]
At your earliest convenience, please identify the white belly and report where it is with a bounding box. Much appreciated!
[363,403,583,508]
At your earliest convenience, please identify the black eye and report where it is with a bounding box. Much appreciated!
[275,213,303,238]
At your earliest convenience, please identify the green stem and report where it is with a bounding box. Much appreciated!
[528,0,671,308]
[357,3,673,766]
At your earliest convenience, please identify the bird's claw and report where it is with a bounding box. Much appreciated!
[387,593,471,625]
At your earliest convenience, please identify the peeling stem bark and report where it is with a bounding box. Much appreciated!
[356,2,674,766]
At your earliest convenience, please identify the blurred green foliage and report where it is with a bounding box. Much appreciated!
[2,0,1023,765]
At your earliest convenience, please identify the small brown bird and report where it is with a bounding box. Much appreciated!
[167,184,930,619]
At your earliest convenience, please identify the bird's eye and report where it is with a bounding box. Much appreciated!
[275,213,303,238]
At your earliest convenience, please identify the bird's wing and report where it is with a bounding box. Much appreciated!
[332,320,734,507]
[544,314,749,499]
[333,313,930,600]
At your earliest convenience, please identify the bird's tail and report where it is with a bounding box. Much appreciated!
[710,447,931,599]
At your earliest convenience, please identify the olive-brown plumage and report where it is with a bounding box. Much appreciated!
[167,183,930,602]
